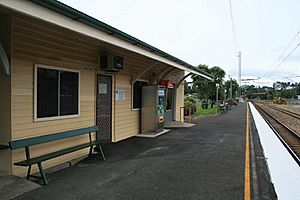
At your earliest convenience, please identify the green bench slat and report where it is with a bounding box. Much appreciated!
[9,126,99,150]
[15,140,101,166]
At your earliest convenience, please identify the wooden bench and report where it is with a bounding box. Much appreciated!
[220,103,231,112]
[9,126,105,185]
[220,104,228,112]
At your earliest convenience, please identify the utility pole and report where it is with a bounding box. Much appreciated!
[216,83,219,114]
[237,51,241,97]
[230,76,233,100]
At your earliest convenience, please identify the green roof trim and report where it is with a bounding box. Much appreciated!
[28,0,214,79]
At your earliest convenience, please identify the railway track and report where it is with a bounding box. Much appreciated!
[267,105,300,120]
[253,102,300,166]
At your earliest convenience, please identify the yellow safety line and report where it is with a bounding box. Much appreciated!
[244,104,251,200]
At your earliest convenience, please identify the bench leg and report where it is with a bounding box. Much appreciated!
[89,145,93,156]
[37,162,48,185]
[97,144,106,161]
[26,165,32,179]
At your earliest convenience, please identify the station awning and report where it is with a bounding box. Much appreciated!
[0,0,213,80]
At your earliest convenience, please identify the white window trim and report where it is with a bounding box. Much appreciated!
[131,79,148,111]
[34,64,81,122]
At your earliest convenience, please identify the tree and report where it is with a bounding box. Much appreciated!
[224,79,238,99]
[184,84,192,95]
[243,85,275,100]
[191,64,211,99]
[184,81,196,95]
[192,64,226,102]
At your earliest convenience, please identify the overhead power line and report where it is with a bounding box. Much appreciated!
[266,42,300,78]
[228,0,238,55]
[275,31,300,63]
[263,30,300,78]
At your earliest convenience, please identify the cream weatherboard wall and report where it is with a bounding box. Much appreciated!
[175,83,185,122]
[113,74,139,142]
[11,13,98,176]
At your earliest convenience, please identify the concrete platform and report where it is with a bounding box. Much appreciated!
[250,103,299,199]
[0,171,40,200]
[10,103,277,200]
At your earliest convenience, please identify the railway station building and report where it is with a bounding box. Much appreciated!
[0,0,213,176]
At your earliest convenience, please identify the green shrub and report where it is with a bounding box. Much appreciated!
[201,99,208,109]
[184,96,196,116]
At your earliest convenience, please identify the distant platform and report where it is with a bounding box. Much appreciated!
[136,129,170,138]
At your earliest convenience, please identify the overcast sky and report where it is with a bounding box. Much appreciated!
[60,0,300,86]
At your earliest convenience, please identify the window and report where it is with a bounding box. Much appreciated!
[133,81,147,109]
[35,65,79,120]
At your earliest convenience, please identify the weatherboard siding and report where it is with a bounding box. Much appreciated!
[11,13,97,176]
[175,83,185,122]
[114,74,139,141]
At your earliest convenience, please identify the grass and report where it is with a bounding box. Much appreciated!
[195,104,218,116]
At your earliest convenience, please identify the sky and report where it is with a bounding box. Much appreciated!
[60,0,300,87]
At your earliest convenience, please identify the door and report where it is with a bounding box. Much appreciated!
[165,87,174,122]
[96,75,112,142]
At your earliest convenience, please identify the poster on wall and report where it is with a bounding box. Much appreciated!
[116,89,125,100]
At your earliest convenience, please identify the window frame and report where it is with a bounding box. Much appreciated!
[34,64,80,122]
[132,79,148,111]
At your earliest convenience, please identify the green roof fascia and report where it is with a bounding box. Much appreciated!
[27,0,214,79]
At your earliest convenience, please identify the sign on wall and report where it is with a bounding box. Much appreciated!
[116,89,125,100]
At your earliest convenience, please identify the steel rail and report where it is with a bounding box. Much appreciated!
[266,105,300,120]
